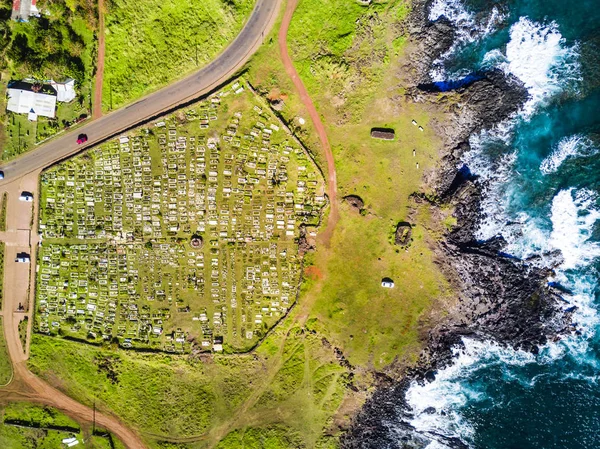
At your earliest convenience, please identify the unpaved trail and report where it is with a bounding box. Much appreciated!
[93,0,106,119]
[278,0,339,246]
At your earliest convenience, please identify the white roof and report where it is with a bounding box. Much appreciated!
[6,88,56,120]
[49,79,76,102]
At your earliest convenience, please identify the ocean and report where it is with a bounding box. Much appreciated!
[402,1,600,448]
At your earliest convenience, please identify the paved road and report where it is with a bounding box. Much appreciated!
[0,0,280,183]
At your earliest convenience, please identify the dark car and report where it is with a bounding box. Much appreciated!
[77,134,88,144]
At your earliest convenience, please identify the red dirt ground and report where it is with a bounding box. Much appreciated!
[278,0,339,246]
[93,0,106,119]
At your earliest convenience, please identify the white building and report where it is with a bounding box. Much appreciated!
[49,78,76,103]
[6,85,57,121]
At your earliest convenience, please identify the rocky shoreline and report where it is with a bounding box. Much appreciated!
[341,2,576,448]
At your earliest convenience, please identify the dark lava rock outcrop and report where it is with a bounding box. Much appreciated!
[341,2,574,448]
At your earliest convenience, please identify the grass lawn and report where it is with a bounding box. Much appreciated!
[0,193,7,232]
[102,0,255,111]
[0,317,12,385]
[245,0,453,370]
[0,402,122,449]
[0,242,4,308]
[28,320,348,448]
[0,0,97,160]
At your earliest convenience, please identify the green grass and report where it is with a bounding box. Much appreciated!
[28,322,349,448]
[0,193,7,231]
[0,242,4,308]
[0,317,12,385]
[2,402,79,430]
[18,316,28,355]
[0,402,121,449]
[287,0,411,124]
[0,0,96,160]
[102,0,255,111]
[270,0,451,369]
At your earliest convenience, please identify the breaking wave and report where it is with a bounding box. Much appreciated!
[540,134,598,174]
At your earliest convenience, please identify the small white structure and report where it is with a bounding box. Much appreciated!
[49,78,76,103]
[381,278,395,288]
[7,87,56,121]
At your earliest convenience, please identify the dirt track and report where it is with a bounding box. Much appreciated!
[0,174,147,449]
[278,0,339,245]
[0,1,284,447]
[93,0,106,119]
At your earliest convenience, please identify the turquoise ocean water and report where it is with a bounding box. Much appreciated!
[401,1,600,448]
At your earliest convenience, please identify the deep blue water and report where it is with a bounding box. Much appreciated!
[402,1,600,448]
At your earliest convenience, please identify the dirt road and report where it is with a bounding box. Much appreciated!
[0,174,148,449]
[93,0,106,119]
[278,0,339,245]
[0,2,284,447]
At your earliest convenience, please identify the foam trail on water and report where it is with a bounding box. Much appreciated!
[405,339,537,448]
[493,17,581,117]
[540,134,597,174]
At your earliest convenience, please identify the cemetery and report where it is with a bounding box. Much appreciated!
[36,80,326,353]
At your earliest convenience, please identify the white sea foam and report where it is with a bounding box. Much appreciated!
[497,17,580,117]
[428,0,505,81]
[540,134,597,174]
[405,339,537,447]
[550,188,600,270]
[402,187,600,447]
[402,6,590,448]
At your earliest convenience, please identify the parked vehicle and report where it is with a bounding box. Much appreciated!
[381,277,395,288]
[15,252,30,263]
[19,191,33,202]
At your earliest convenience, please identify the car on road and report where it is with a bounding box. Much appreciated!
[15,252,30,263]
[19,191,33,202]
[0,171,4,180]
[77,134,88,144]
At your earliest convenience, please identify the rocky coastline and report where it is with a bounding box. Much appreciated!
[341,1,576,448]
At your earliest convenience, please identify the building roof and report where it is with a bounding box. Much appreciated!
[6,82,57,120]
[49,78,76,102]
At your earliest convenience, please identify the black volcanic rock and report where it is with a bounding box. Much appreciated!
[341,1,574,448]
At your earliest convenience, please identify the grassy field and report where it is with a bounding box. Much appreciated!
[0,318,12,385]
[29,322,349,448]
[0,242,4,308]
[24,1,457,446]
[245,0,453,370]
[102,0,255,111]
[0,193,7,232]
[0,402,124,448]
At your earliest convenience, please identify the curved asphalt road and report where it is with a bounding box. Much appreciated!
[0,0,281,183]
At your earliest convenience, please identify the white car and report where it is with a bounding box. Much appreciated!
[19,192,33,202]
[381,279,395,288]
[15,252,30,263]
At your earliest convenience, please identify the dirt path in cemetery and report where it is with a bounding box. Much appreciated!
[93,0,106,119]
[278,0,339,247]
